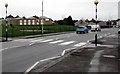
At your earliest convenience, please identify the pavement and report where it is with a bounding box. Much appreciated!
[32,34,120,72]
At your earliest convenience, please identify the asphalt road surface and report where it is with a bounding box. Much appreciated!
[2,28,118,72]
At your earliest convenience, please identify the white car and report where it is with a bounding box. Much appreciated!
[87,25,101,32]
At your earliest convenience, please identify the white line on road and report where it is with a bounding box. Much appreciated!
[1,46,20,51]
[40,39,54,42]
[0,48,8,51]
[25,56,61,73]
[74,42,87,47]
[39,56,61,62]
[14,39,35,42]
[25,61,39,73]
[29,42,35,46]
[59,41,75,45]
[68,36,70,37]
[49,40,64,44]
[30,39,44,42]
[89,50,104,72]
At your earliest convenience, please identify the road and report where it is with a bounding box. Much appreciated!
[2,28,118,72]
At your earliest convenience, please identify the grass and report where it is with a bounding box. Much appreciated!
[1,24,76,37]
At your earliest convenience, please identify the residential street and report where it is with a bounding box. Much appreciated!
[1,28,118,72]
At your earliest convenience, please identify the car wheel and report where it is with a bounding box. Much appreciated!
[76,32,78,34]
[118,31,120,34]
[83,31,85,34]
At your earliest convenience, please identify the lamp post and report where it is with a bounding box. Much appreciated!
[94,0,99,46]
[5,3,8,41]
[41,0,44,34]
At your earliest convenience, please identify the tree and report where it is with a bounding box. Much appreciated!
[7,14,14,18]
[67,16,74,26]
[90,18,96,23]
[15,15,20,18]
[22,16,26,19]
[54,16,75,26]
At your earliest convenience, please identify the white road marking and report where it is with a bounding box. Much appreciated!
[55,38,59,40]
[59,41,75,45]
[103,55,115,58]
[39,56,61,62]
[25,56,61,73]
[49,40,64,44]
[61,50,66,56]
[89,50,104,72]
[25,61,39,73]
[65,47,76,51]
[61,47,76,56]
[68,36,70,37]
[0,48,8,51]
[29,42,35,46]
[40,39,54,42]
[74,42,87,47]
[14,39,34,42]
[30,39,44,42]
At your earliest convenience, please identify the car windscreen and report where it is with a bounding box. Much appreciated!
[86,26,91,29]
[77,27,84,29]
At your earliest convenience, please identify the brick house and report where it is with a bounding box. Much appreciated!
[15,16,53,25]
[1,15,53,25]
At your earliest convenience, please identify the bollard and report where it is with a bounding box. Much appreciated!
[95,34,97,46]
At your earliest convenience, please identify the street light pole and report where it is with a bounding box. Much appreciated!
[41,0,44,34]
[5,3,8,41]
[94,0,99,46]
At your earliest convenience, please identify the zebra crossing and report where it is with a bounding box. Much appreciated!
[14,38,87,47]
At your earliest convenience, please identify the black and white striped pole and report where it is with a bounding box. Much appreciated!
[5,3,8,41]
[94,0,99,46]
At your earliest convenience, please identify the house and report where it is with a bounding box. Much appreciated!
[75,19,88,26]
[15,16,53,25]
[0,18,4,25]
[39,16,53,25]
[1,15,53,25]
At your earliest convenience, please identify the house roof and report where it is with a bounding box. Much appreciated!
[39,16,50,19]
[15,17,23,19]
[28,16,36,19]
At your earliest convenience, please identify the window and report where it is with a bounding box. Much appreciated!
[28,20,31,25]
[32,20,35,25]
[45,19,49,21]
[24,20,26,25]
[37,20,39,25]
[20,20,22,25]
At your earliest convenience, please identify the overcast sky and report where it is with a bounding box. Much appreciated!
[0,0,119,20]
